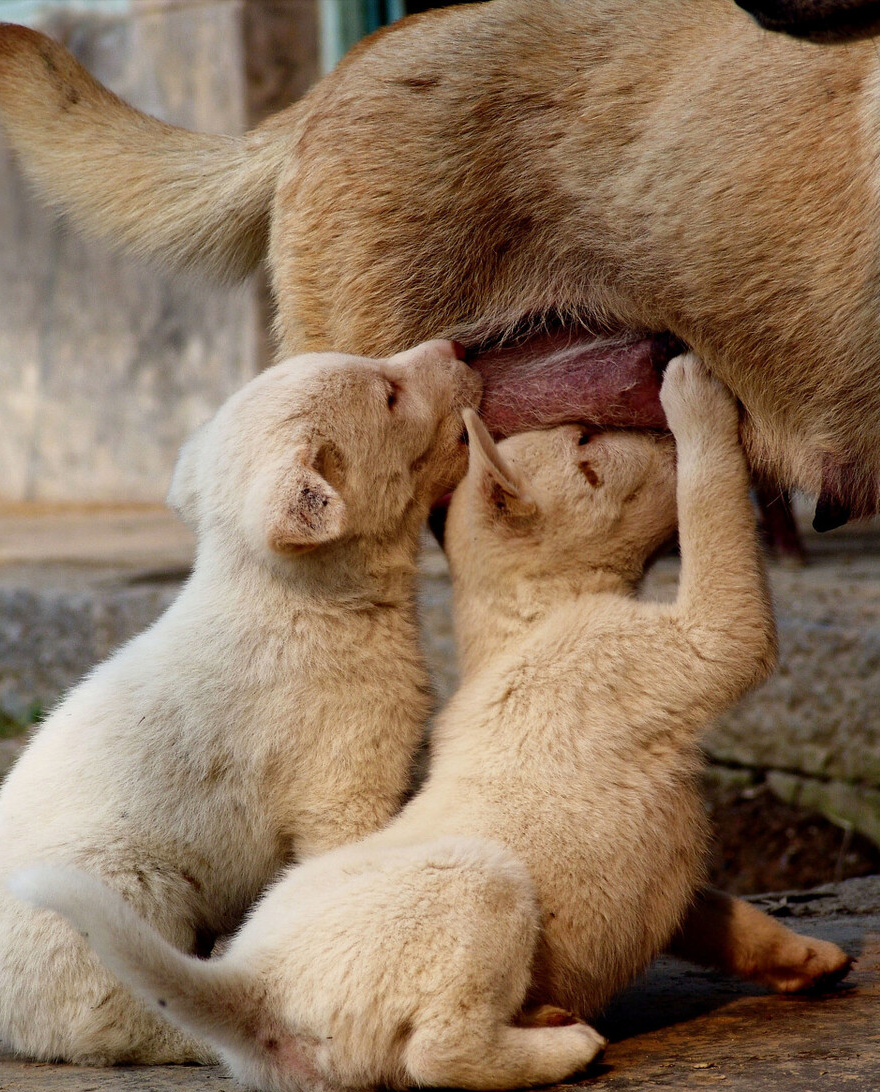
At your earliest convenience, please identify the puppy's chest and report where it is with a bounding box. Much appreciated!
[487,627,670,726]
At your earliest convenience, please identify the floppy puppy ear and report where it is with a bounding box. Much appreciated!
[166,424,208,529]
[463,409,537,519]
[264,452,347,554]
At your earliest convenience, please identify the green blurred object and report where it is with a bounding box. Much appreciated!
[319,1,483,73]
[0,703,43,740]
[319,1,406,72]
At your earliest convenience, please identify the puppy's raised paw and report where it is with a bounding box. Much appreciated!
[660,352,739,442]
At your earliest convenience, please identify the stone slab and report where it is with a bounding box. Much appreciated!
[0,505,195,569]
[4,507,880,845]
[0,506,193,724]
[0,879,878,1090]
[766,770,880,847]
[0,506,456,729]
[596,915,880,1090]
[710,522,880,786]
[639,521,880,843]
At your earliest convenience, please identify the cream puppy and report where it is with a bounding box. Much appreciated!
[13,355,831,1091]
[0,339,480,1065]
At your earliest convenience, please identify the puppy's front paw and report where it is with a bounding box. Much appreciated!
[660,352,739,443]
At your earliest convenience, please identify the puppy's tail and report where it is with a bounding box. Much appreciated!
[7,865,259,1058]
[0,23,291,281]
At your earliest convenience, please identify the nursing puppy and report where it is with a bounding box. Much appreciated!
[0,339,480,1065]
[5,2,880,521]
[11,356,846,1091]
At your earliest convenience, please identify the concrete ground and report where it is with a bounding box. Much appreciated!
[0,877,877,1090]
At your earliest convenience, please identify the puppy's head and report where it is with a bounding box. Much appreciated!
[445,412,677,588]
[168,340,481,563]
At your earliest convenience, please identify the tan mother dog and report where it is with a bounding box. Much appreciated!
[3,0,880,525]
[8,356,846,1092]
[0,340,480,1065]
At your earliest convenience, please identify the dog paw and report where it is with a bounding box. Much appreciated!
[564,1022,607,1071]
[660,352,739,442]
[748,935,853,993]
[516,1004,581,1028]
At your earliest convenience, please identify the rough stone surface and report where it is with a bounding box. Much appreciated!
[0,506,193,724]
[640,521,880,844]
[705,529,880,789]
[766,770,880,848]
[0,878,878,1090]
[3,508,880,846]
[595,913,880,1090]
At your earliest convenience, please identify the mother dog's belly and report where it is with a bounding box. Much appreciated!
[274,0,880,524]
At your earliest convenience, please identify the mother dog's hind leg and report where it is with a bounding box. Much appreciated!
[668,887,852,992]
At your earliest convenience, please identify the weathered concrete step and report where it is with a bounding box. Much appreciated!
[0,505,194,727]
[642,522,880,848]
[3,506,880,848]
[0,504,457,748]
[1,877,878,1091]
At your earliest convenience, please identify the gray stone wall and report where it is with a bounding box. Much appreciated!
[0,0,320,503]
[643,525,880,846]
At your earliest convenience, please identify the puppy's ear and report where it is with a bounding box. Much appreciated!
[264,450,347,554]
[166,424,208,529]
[463,409,537,520]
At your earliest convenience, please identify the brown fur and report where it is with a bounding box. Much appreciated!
[3,2,880,511]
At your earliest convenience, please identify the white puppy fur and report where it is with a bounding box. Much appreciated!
[11,355,781,1090]
[0,339,481,1065]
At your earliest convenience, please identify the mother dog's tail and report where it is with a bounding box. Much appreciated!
[0,24,290,281]
[7,865,259,1060]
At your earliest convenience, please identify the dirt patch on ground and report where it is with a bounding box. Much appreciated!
[705,778,880,894]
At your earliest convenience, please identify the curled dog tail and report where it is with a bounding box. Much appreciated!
[0,23,290,281]
[7,865,259,1060]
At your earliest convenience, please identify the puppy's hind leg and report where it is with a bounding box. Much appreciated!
[669,888,853,993]
[404,1020,606,1091]
[400,860,603,1089]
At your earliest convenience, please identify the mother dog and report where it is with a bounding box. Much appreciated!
[2,0,880,528]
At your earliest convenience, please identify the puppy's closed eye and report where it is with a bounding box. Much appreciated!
[385,381,401,410]
[579,461,601,488]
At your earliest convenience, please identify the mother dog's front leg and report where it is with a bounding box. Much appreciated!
[668,887,852,992]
